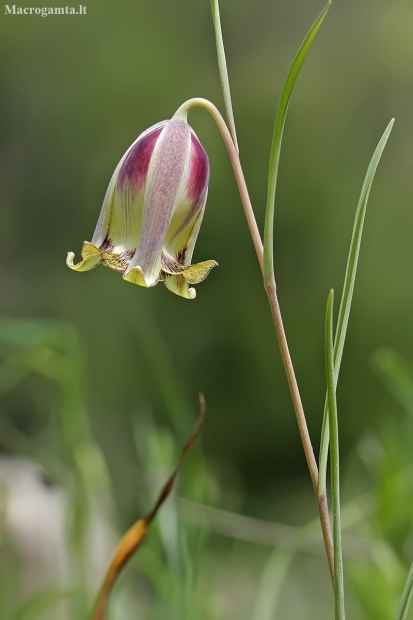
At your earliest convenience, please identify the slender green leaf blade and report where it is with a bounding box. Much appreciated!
[318,119,395,496]
[263,1,331,284]
[334,118,394,374]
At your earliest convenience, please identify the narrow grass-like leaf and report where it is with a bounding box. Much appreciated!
[132,306,195,438]
[210,0,238,151]
[252,548,294,620]
[90,403,205,620]
[263,1,331,285]
[318,118,395,498]
[394,562,413,620]
[325,290,345,620]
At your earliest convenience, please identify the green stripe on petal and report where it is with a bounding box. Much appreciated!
[163,200,204,266]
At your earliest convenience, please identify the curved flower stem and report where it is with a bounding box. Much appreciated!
[173,97,333,578]
[266,281,319,489]
[174,98,263,271]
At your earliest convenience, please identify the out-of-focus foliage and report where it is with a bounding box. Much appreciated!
[344,349,413,620]
[0,327,413,618]
[0,318,216,619]
[1,0,412,496]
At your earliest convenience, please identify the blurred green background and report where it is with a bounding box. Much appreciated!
[0,0,413,618]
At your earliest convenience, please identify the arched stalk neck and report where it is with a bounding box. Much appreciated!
[173,98,219,122]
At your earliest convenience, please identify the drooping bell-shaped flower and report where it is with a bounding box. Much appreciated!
[67,117,217,299]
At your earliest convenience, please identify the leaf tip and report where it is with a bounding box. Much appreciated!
[323,0,332,14]
[383,117,395,140]
[198,392,206,417]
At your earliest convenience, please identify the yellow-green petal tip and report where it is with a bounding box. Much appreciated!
[66,242,102,272]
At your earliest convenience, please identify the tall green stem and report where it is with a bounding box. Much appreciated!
[325,291,345,620]
[210,0,238,151]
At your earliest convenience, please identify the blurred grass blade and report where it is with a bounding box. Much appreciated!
[263,1,331,284]
[90,403,205,620]
[318,119,395,496]
[132,306,195,438]
[372,347,413,417]
[394,562,413,620]
[325,290,345,620]
[210,0,238,151]
[252,548,294,620]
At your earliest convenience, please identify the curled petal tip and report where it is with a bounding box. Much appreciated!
[66,242,101,272]
[66,251,76,267]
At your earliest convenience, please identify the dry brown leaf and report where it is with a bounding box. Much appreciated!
[91,395,205,620]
